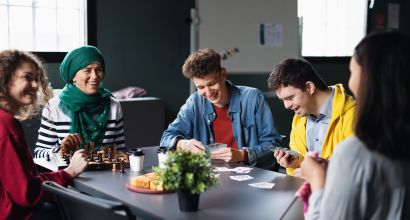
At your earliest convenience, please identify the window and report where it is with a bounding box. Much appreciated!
[0,0,87,52]
[298,0,368,57]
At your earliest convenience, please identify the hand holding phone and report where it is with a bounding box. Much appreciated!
[272,147,300,168]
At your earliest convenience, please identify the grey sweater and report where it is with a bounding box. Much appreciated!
[308,136,410,220]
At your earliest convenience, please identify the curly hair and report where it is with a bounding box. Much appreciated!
[0,49,52,120]
[268,58,328,91]
[182,48,222,79]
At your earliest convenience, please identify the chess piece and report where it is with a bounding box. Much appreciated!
[112,163,117,171]
[46,153,50,162]
[90,142,95,160]
[89,150,95,162]
[84,144,89,157]
[90,141,95,153]
[119,159,125,173]
[115,153,120,163]
[108,147,113,162]
[97,152,103,163]
[113,144,118,157]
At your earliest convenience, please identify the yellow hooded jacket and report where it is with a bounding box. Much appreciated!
[287,84,356,176]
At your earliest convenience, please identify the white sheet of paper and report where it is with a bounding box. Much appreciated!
[248,182,276,189]
[230,175,254,182]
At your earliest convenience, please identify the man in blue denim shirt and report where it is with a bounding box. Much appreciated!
[160,49,282,166]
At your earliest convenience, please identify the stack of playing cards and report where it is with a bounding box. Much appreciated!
[207,143,227,153]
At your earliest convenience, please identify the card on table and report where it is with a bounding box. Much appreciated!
[229,175,254,182]
[248,182,276,189]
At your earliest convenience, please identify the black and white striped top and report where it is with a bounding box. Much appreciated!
[34,96,125,158]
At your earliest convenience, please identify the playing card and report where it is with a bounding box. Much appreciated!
[233,167,253,174]
[214,167,234,172]
[207,143,227,153]
[229,175,254,181]
[248,182,276,189]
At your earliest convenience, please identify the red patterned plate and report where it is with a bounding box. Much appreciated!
[125,183,174,194]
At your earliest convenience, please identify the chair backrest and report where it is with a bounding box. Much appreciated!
[42,181,134,220]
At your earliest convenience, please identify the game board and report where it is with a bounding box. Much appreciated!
[56,142,130,171]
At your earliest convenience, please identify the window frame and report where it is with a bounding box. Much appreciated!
[301,1,370,63]
[31,0,97,63]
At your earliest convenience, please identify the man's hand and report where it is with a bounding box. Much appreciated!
[274,149,299,168]
[176,139,206,154]
[211,148,245,162]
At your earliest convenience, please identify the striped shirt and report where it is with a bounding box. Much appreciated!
[34,96,125,158]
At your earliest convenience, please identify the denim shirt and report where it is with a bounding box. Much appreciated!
[160,81,282,166]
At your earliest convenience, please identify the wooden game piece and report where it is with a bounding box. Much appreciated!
[120,159,125,173]
[113,144,117,156]
[84,144,89,157]
[112,163,117,171]
[89,151,95,162]
[108,147,113,162]
[90,141,95,153]
[125,152,129,162]
[89,142,95,162]
[115,153,120,163]
[101,146,108,158]
[97,152,103,162]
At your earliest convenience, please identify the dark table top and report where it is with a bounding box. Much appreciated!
[35,146,304,220]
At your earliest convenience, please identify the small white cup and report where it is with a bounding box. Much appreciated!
[129,149,144,171]
[157,147,169,168]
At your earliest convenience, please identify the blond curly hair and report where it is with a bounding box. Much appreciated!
[0,49,52,120]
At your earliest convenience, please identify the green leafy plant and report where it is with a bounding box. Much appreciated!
[153,149,219,194]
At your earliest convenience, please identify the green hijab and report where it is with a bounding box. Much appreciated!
[59,46,112,150]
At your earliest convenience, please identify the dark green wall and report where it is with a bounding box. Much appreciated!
[43,0,409,146]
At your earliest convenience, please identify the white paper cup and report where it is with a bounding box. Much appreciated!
[129,149,144,171]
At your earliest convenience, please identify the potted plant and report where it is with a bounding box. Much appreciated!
[153,149,219,211]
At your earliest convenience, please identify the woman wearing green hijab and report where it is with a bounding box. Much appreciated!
[34,46,125,158]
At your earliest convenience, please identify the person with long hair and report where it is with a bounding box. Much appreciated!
[296,31,410,219]
[0,49,88,219]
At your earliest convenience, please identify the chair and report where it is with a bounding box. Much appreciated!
[42,181,134,220]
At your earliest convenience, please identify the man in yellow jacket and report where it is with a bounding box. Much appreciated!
[267,59,356,176]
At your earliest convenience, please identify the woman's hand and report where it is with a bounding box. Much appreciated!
[60,133,82,153]
[295,153,328,192]
[64,149,88,178]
